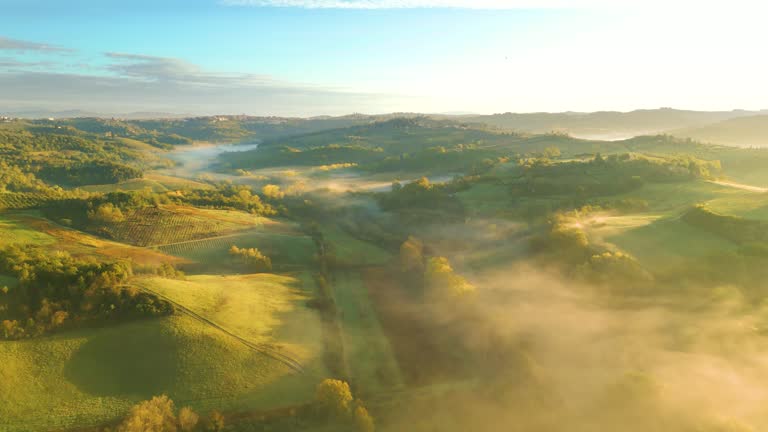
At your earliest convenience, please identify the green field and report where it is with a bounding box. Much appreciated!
[136,273,326,357]
[701,190,768,220]
[0,273,328,432]
[322,225,392,267]
[333,271,404,395]
[157,229,316,271]
[614,181,733,214]
[0,213,57,246]
[605,217,737,270]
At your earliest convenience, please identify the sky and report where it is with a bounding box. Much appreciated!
[1,0,767,116]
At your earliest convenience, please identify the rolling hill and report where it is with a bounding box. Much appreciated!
[672,114,768,148]
[462,108,762,139]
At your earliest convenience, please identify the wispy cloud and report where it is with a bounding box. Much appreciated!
[105,52,204,82]
[0,36,73,52]
[0,50,404,116]
[219,0,611,9]
[103,52,285,89]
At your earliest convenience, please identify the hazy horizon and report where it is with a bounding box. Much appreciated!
[2,107,767,121]
[2,0,768,116]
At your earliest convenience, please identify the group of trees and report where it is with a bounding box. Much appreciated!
[377,177,466,224]
[530,208,655,292]
[44,185,280,236]
[228,245,272,272]
[169,184,278,216]
[369,144,500,175]
[511,153,722,199]
[38,160,143,186]
[109,381,374,432]
[315,379,375,432]
[0,245,172,339]
[0,161,51,193]
[0,127,145,190]
[399,236,476,302]
[89,202,127,223]
[109,395,223,432]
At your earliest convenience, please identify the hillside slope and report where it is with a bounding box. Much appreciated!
[672,114,768,147]
[463,108,759,139]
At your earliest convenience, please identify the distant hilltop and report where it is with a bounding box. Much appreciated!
[2,108,767,148]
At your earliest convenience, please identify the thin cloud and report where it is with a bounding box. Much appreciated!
[0,36,73,52]
[0,58,53,68]
[104,52,286,89]
[0,66,403,117]
[105,52,203,82]
[1,48,389,116]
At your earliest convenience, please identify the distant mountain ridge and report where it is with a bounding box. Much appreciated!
[672,114,768,148]
[3,108,766,148]
[0,109,193,120]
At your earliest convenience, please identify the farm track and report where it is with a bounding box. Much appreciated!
[138,285,307,374]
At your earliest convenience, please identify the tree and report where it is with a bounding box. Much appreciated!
[314,379,376,430]
[353,404,375,432]
[117,395,177,432]
[178,407,199,432]
[88,203,125,223]
[424,256,476,300]
[206,410,224,432]
[228,245,272,272]
[399,236,424,272]
[543,146,561,159]
[2,319,22,339]
[315,378,353,419]
[261,184,285,200]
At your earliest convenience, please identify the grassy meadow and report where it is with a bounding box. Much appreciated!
[332,271,404,395]
[0,273,327,432]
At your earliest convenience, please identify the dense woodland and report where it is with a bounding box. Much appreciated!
[0,245,173,339]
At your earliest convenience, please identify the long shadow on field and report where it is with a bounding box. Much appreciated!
[64,322,179,398]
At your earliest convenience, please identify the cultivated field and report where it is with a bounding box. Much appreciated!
[0,192,54,210]
[81,173,214,193]
[0,211,184,266]
[105,207,232,246]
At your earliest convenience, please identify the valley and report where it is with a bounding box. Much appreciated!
[1,114,768,432]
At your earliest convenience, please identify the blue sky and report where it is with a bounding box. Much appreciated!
[1,0,767,116]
